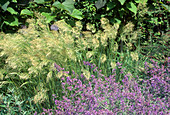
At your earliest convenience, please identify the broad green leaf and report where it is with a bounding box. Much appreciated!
[126,2,137,15]
[1,1,10,11]
[95,0,107,10]
[34,0,45,4]
[107,2,116,11]
[118,0,126,5]
[7,7,18,15]
[41,12,56,23]
[70,9,83,20]
[4,16,18,26]
[20,9,33,16]
[53,0,75,14]
[52,1,65,10]
[62,0,75,13]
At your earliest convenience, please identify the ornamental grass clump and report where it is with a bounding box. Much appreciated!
[40,60,169,115]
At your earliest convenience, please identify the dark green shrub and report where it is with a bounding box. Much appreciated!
[137,0,169,62]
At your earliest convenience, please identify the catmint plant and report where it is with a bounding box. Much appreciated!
[38,59,169,115]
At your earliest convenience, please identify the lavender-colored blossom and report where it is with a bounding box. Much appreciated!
[54,63,64,71]
[41,59,169,115]
[50,24,59,31]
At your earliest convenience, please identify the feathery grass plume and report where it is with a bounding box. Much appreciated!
[86,23,96,33]
[111,41,119,52]
[100,33,108,46]
[19,73,30,80]
[111,61,116,69]
[137,1,148,17]
[130,52,139,61]
[33,83,48,104]
[72,26,81,38]
[100,17,109,25]
[92,38,99,49]
[46,71,53,83]
[0,17,80,104]
[54,20,72,33]
[86,51,94,58]
[100,54,107,63]
[81,69,91,80]
[33,90,48,104]
[75,21,83,30]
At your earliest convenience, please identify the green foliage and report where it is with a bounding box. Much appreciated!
[74,0,144,29]
[0,0,83,32]
[137,0,169,62]
[0,87,34,114]
[0,1,169,113]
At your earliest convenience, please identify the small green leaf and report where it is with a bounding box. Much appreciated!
[4,16,18,26]
[1,1,10,11]
[135,0,148,3]
[20,9,33,16]
[126,2,137,15]
[0,105,6,108]
[41,12,56,23]
[95,0,107,10]
[118,0,126,5]
[34,0,45,4]
[107,2,116,11]
[134,0,140,3]
[12,0,17,2]
[7,7,18,15]
[70,9,83,20]
[115,18,121,24]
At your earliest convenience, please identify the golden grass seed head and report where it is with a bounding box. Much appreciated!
[122,22,134,34]
[101,33,108,46]
[82,31,92,38]
[126,42,133,50]
[86,51,94,58]
[81,69,91,80]
[100,54,107,63]
[100,17,109,25]
[111,61,117,69]
[33,90,48,104]
[111,42,118,52]
[92,38,99,49]
[130,52,139,61]
[75,21,83,30]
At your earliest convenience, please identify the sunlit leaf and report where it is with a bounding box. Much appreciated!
[126,2,137,15]
[118,0,126,5]
[7,7,18,15]
[4,16,18,26]
[62,0,75,13]
[20,9,33,16]
[70,9,83,20]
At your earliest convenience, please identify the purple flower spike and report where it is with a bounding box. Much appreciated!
[54,63,64,71]
[50,24,59,31]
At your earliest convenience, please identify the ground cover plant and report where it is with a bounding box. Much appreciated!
[0,0,169,114]
[39,60,169,114]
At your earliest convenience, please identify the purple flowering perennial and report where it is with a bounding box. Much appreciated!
[41,59,169,115]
